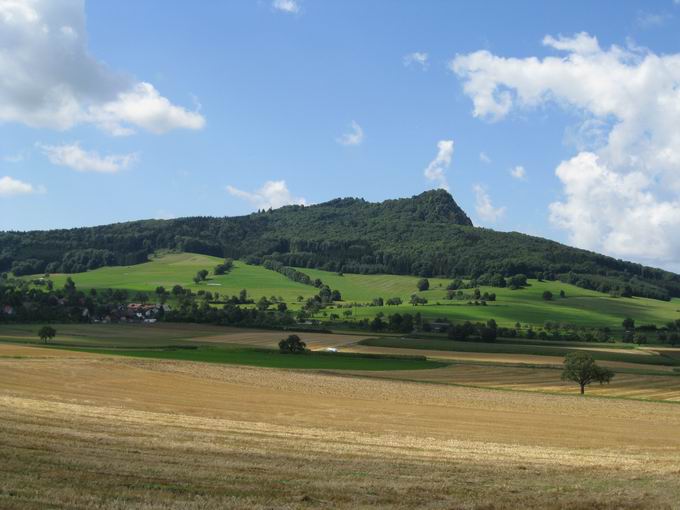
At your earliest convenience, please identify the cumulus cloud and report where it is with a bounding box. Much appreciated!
[451,32,680,265]
[424,140,453,190]
[227,180,306,210]
[336,120,364,146]
[0,175,38,196]
[473,184,505,222]
[479,152,491,164]
[38,142,137,173]
[510,165,526,180]
[403,52,429,69]
[272,0,300,13]
[0,0,205,135]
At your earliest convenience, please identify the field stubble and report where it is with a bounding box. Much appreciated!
[1,346,680,508]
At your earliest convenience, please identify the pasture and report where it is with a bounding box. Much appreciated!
[1,344,680,509]
[36,252,317,301]
[22,251,680,328]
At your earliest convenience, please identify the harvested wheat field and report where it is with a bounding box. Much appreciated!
[2,345,680,509]
[358,363,680,401]
[346,343,680,372]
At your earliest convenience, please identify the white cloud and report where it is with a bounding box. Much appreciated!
[510,165,526,180]
[0,0,205,135]
[451,32,680,265]
[39,142,137,173]
[403,52,429,69]
[272,0,300,13]
[479,152,491,164]
[227,180,306,210]
[473,184,505,222]
[424,140,453,191]
[0,175,37,196]
[635,11,671,29]
[337,120,364,146]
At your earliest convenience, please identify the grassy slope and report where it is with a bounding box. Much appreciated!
[303,267,680,328]
[24,252,680,328]
[39,253,317,301]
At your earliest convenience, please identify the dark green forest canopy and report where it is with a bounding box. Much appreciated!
[2,189,679,300]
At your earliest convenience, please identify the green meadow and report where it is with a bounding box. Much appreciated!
[23,252,680,329]
[70,345,443,371]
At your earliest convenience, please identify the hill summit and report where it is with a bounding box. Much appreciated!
[379,189,473,226]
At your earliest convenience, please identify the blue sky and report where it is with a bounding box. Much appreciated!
[1,0,680,270]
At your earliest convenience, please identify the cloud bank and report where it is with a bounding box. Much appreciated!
[0,0,205,135]
[452,32,680,265]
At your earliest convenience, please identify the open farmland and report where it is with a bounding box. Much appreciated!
[356,363,680,402]
[1,344,680,509]
[22,252,680,329]
[0,322,368,350]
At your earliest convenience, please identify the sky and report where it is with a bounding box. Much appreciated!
[1,0,680,272]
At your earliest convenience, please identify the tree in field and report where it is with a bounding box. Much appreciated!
[256,296,270,311]
[416,278,430,291]
[622,317,635,330]
[542,290,553,301]
[214,259,233,275]
[194,269,209,283]
[278,334,307,354]
[561,352,614,395]
[559,289,566,298]
[64,277,76,293]
[508,274,527,289]
[409,294,428,306]
[38,326,56,344]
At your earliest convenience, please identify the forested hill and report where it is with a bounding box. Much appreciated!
[2,189,679,300]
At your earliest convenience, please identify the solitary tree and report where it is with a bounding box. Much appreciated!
[561,352,614,395]
[278,334,307,354]
[38,326,56,344]
[416,278,430,292]
[542,290,553,301]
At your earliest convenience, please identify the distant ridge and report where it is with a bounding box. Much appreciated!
[1,190,678,300]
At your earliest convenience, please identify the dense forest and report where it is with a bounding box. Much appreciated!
[2,189,679,300]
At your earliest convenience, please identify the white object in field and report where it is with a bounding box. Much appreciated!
[207,283,222,286]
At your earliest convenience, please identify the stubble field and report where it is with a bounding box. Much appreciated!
[2,344,680,509]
